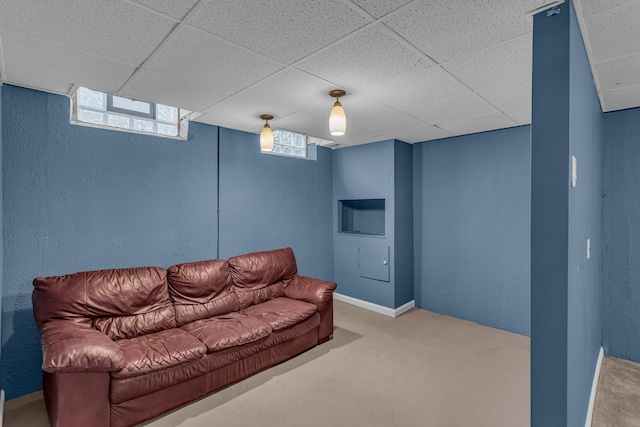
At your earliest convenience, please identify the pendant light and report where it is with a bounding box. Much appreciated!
[329,90,347,136]
[259,114,274,151]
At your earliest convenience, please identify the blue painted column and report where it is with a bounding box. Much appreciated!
[393,140,413,308]
[531,1,603,426]
[0,85,4,395]
[531,4,570,425]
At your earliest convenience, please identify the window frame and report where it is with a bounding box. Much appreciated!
[106,94,156,120]
[71,87,189,140]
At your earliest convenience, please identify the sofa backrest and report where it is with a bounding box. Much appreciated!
[167,259,238,326]
[228,247,297,309]
[32,266,175,340]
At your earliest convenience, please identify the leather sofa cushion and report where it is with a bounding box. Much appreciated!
[228,247,297,290]
[112,328,206,379]
[110,357,209,404]
[167,259,238,325]
[243,298,317,331]
[93,305,176,341]
[181,312,271,352]
[171,291,238,327]
[110,313,320,404]
[235,282,286,310]
[33,267,175,340]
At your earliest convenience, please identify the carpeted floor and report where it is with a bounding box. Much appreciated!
[592,356,640,427]
[4,300,531,427]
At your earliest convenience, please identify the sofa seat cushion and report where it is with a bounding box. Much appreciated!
[243,298,317,332]
[112,329,206,379]
[110,313,321,404]
[181,312,272,352]
[110,357,209,404]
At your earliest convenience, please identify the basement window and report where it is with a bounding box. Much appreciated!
[269,129,308,158]
[71,87,190,139]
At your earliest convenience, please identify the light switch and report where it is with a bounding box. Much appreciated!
[571,155,577,187]
[587,238,591,259]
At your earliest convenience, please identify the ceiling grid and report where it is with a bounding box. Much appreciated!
[0,0,637,146]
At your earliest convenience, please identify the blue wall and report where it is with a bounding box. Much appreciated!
[218,127,333,281]
[1,85,219,399]
[0,86,336,400]
[566,1,603,423]
[530,2,603,426]
[393,141,413,307]
[413,126,531,336]
[603,106,640,362]
[333,140,396,308]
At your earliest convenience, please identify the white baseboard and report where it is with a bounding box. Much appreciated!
[585,346,604,427]
[1,389,4,427]
[333,293,415,318]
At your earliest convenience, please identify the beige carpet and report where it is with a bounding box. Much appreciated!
[4,300,530,427]
[592,356,640,427]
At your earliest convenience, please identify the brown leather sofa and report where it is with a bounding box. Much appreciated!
[32,247,336,427]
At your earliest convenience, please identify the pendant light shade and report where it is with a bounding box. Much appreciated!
[259,114,274,151]
[329,90,347,136]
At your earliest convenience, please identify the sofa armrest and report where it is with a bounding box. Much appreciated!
[285,275,337,311]
[40,321,125,373]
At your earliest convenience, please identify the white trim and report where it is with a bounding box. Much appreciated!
[395,300,416,317]
[333,293,415,318]
[585,346,604,427]
[0,390,4,427]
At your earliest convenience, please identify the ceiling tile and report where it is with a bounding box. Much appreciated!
[478,80,532,111]
[239,69,336,111]
[1,31,137,94]
[296,25,434,92]
[121,69,228,112]
[303,94,396,123]
[0,0,176,65]
[196,96,295,133]
[595,54,640,91]
[403,93,497,125]
[380,125,453,143]
[352,112,428,135]
[336,125,389,146]
[269,112,383,146]
[3,74,73,96]
[438,112,518,136]
[601,84,640,111]
[351,0,413,19]
[504,106,531,125]
[585,1,640,63]
[130,0,199,20]
[190,0,371,65]
[383,0,541,62]
[361,66,470,109]
[442,34,532,91]
[579,0,637,16]
[148,25,282,94]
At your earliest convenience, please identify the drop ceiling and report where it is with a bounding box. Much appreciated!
[0,0,638,148]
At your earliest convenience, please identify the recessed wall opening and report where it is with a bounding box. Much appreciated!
[338,199,385,236]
